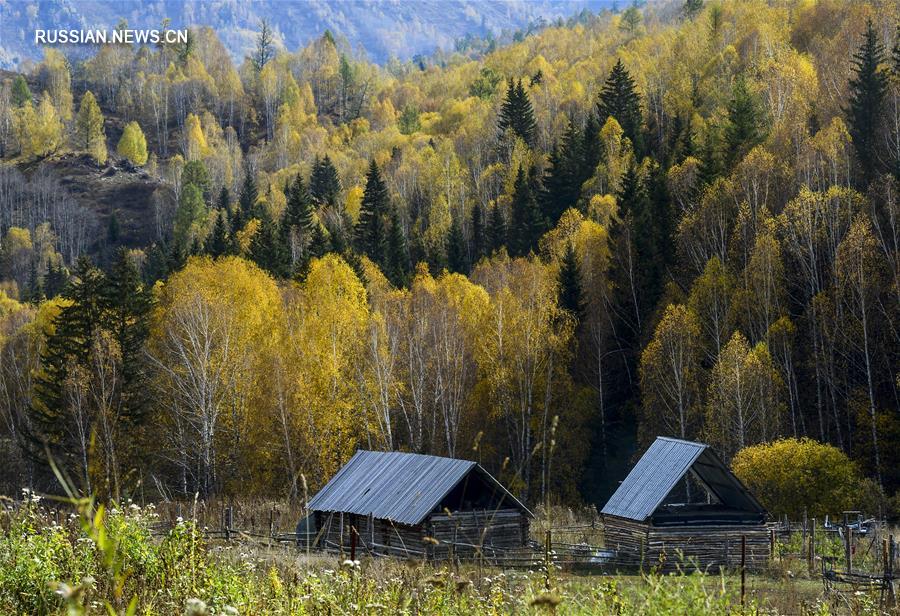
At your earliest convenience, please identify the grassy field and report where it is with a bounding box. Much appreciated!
[0,497,893,615]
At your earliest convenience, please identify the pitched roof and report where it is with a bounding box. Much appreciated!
[307,450,531,526]
[601,437,766,522]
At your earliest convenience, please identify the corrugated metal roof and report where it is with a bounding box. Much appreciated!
[601,437,766,522]
[306,450,531,525]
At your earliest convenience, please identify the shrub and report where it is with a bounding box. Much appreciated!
[731,438,862,519]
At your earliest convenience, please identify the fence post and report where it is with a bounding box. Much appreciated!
[769,528,775,563]
[809,518,816,573]
[224,506,233,542]
[350,526,357,562]
[544,529,552,590]
[740,535,746,610]
[844,512,851,573]
[269,506,275,546]
[889,535,896,605]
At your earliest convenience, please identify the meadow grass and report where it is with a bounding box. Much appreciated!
[0,497,894,615]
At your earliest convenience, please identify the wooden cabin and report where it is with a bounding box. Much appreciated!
[303,450,532,560]
[602,437,770,571]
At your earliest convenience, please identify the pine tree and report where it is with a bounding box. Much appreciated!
[216,185,231,215]
[471,202,486,262]
[724,75,765,167]
[249,205,288,277]
[30,257,107,464]
[497,78,538,146]
[75,90,106,164]
[24,261,43,303]
[386,207,410,286]
[597,59,643,155]
[845,18,888,184]
[356,160,389,265]
[558,243,585,321]
[698,127,721,186]
[107,211,120,244]
[206,209,229,257]
[447,216,467,274]
[281,174,316,272]
[11,75,31,107]
[44,262,68,298]
[310,155,341,206]
[509,165,544,256]
[104,249,153,426]
[542,120,584,225]
[488,204,507,253]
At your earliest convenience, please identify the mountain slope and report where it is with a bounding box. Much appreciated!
[0,0,613,68]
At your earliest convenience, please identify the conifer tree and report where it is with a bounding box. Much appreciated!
[845,18,888,184]
[488,204,507,253]
[446,216,467,274]
[216,185,231,215]
[44,261,68,298]
[24,261,43,303]
[75,90,106,164]
[558,243,585,321]
[11,75,31,107]
[724,75,765,167]
[509,165,544,256]
[281,174,316,272]
[116,121,148,166]
[310,154,341,206]
[386,207,410,286]
[698,127,721,186]
[471,202,486,262]
[249,205,288,277]
[497,78,537,146]
[542,120,584,225]
[356,160,389,265]
[597,59,643,155]
[104,249,153,426]
[234,167,259,235]
[206,209,230,257]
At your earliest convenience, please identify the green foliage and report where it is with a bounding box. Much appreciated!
[309,154,341,206]
[497,78,537,146]
[75,90,106,164]
[509,165,544,256]
[597,59,643,155]
[724,75,765,167]
[0,500,759,616]
[11,74,31,107]
[845,18,888,184]
[557,243,584,320]
[731,438,864,519]
[356,159,390,265]
[469,67,502,100]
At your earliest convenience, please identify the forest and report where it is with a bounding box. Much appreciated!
[0,0,899,517]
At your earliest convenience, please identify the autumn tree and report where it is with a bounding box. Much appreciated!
[356,160,389,266]
[705,331,783,461]
[117,121,148,166]
[497,79,537,147]
[639,304,702,443]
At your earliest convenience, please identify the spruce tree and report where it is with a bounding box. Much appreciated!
[310,155,341,206]
[698,127,721,186]
[356,160,389,266]
[542,120,584,225]
[206,209,229,257]
[11,75,31,107]
[30,257,107,463]
[446,216,467,274]
[845,18,888,184]
[558,243,585,321]
[724,75,765,167]
[386,207,410,286]
[104,249,153,426]
[497,78,538,146]
[24,261,43,303]
[249,205,288,277]
[471,202,486,262]
[488,204,507,253]
[44,262,68,298]
[597,59,643,155]
[509,165,544,256]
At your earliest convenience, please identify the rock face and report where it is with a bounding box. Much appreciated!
[0,0,611,68]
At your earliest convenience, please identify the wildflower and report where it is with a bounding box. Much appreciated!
[185,598,208,615]
[341,559,361,569]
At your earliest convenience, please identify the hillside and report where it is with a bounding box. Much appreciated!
[0,0,613,68]
[0,0,899,533]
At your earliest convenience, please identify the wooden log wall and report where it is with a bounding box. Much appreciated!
[427,509,529,559]
[603,515,771,572]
